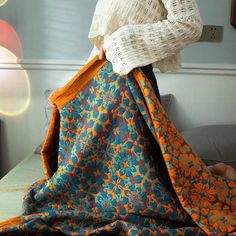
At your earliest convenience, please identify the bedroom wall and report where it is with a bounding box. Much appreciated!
[0,0,236,177]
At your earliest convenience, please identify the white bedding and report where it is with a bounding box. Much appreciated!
[0,153,44,222]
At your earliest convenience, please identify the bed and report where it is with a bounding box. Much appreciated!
[0,153,44,222]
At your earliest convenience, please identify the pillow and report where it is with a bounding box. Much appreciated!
[181,125,236,170]
[34,92,174,154]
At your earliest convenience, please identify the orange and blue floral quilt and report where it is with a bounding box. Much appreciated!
[0,57,236,235]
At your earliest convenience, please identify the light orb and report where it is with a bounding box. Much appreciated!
[0,0,8,7]
[0,46,31,116]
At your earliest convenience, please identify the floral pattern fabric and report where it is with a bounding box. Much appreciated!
[0,58,236,235]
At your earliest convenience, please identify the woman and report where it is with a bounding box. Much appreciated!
[89,0,236,181]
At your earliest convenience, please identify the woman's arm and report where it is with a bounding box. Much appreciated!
[103,0,203,75]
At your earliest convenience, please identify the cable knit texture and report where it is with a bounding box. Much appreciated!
[88,0,203,75]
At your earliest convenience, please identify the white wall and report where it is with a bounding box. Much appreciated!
[157,68,236,131]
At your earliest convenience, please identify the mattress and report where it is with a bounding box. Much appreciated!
[0,153,44,222]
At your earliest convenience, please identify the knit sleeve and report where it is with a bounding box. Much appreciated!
[103,0,203,75]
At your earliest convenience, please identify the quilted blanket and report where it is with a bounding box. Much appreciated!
[0,56,236,235]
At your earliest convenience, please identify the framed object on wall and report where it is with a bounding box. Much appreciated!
[231,0,236,27]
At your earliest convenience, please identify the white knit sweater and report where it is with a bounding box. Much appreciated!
[88,0,203,75]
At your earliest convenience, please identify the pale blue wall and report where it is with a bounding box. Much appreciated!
[0,0,235,64]
[0,0,96,61]
[182,0,236,65]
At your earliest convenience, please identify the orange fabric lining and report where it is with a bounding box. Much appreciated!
[41,107,60,179]
[0,216,21,228]
[50,55,107,109]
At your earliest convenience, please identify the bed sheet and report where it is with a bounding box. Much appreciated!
[0,153,44,222]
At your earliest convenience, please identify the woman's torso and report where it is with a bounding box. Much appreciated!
[89,0,167,48]
[88,0,181,72]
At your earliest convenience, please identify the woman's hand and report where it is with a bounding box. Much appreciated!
[208,163,236,180]
[99,45,106,60]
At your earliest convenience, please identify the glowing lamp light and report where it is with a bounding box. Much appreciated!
[0,20,23,60]
[0,46,31,116]
[0,0,8,7]
[0,20,30,116]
